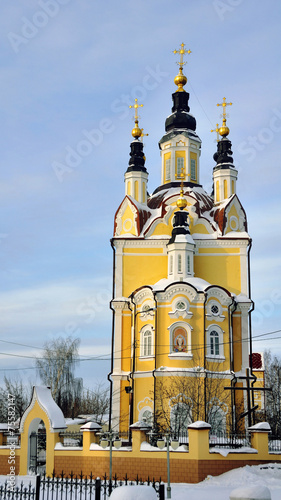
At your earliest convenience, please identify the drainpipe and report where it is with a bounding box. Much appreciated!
[152,292,158,429]
[247,239,256,421]
[129,295,137,429]
[203,291,207,422]
[229,296,237,432]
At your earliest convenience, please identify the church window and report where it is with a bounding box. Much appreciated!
[140,327,153,357]
[169,255,173,275]
[211,304,219,315]
[206,325,224,359]
[187,255,190,274]
[231,179,235,194]
[224,179,227,199]
[134,180,139,201]
[176,157,184,178]
[175,300,186,311]
[178,254,182,273]
[190,158,196,181]
[165,158,171,181]
[210,330,219,355]
[127,180,131,196]
[216,181,220,202]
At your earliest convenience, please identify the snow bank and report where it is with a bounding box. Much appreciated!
[110,485,157,500]
[230,485,271,500]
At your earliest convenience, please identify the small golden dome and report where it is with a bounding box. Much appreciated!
[219,125,229,137]
[132,123,142,139]
[177,196,187,209]
[174,67,187,92]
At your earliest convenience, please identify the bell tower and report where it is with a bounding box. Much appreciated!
[159,44,201,187]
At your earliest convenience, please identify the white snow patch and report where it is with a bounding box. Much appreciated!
[110,485,157,499]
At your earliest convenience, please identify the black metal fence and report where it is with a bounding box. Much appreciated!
[0,472,165,500]
[209,431,251,449]
[268,435,281,452]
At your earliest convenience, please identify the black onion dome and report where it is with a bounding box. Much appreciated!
[126,139,147,173]
[165,91,196,133]
[168,210,190,244]
[213,137,234,167]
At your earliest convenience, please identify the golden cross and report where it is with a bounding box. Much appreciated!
[140,128,149,143]
[217,97,232,120]
[211,123,220,142]
[173,43,191,67]
[129,98,144,123]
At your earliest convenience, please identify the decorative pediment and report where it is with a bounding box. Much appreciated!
[114,196,140,237]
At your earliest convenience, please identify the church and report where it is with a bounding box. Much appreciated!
[109,44,254,436]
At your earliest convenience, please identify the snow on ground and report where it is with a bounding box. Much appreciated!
[1,463,281,499]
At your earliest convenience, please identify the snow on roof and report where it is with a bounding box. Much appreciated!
[20,386,67,433]
[80,421,102,431]
[188,421,211,430]
[152,276,211,292]
[248,422,271,432]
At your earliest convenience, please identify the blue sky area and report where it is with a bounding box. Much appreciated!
[0,0,281,389]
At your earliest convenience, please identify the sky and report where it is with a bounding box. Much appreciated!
[0,0,281,390]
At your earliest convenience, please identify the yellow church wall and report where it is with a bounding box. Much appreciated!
[232,314,242,372]
[194,255,241,295]
[190,222,210,234]
[122,255,167,297]
[119,379,131,432]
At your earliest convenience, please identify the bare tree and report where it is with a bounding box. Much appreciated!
[36,336,80,417]
[154,360,232,434]
[78,384,110,424]
[0,377,31,423]
[263,350,281,435]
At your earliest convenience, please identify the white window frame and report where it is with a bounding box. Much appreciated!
[165,158,171,181]
[176,157,184,178]
[140,326,154,358]
[190,158,196,181]
[206,325,225,361]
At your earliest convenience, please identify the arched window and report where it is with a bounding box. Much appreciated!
[210,330,219,356]
[206,326,224,359]
[140,327,153,357]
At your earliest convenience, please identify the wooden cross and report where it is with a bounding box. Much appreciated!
[173,43,191,67]
[211,123,220,142]
[217,97,232,121]
[224,368,271,427]
[129,98,143,123]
